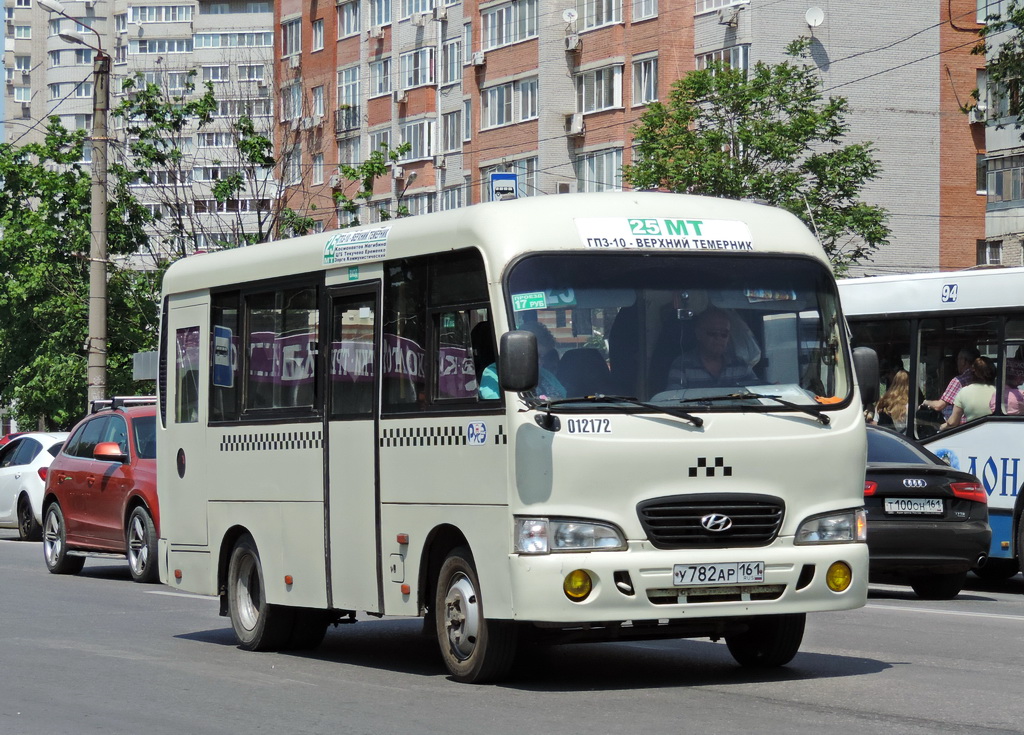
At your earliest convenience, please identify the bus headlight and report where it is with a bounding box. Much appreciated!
[795,509,868,544]
[515,518,626,554]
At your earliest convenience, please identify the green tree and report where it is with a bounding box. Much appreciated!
[972,1,1024,128]
[0,120,159,429]
[624,38,890,275]
[333,141,414,227]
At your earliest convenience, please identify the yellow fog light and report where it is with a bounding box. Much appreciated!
[825,561,852,592]
[563,569,593,601]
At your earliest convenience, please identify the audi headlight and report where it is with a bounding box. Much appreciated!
[515,518,626,554]
[795,509,867,545]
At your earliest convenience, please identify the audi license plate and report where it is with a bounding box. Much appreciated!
[673,561,765,587]
[885,498,943,515]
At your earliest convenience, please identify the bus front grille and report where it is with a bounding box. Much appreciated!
[637,494,785,549]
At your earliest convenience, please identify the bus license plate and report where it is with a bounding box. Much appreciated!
[884,498,943,515]
[673,561,765,587]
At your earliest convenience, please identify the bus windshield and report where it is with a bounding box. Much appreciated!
[505,253,852,409]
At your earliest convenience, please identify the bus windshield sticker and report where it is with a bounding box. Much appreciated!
[212,325,234,388]
[323,226,391,266]
[575,218,753,252]
[744,288,798,303]
[511,291,548,311]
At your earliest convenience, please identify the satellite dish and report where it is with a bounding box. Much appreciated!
[562,8,578,23]
[805,6,824,27]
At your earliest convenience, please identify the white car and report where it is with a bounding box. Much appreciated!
[0,432,69,540]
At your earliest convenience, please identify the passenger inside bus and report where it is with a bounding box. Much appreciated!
[664,307,759,390]
[941,356,996,429]
[478,320,566,401]
[921,347,980,421]
[994,359,1024,415]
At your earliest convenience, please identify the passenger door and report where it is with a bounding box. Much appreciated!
[326,286,382,613]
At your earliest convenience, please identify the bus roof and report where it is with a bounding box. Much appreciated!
[839,267,1024,318]
[162,192,826,296]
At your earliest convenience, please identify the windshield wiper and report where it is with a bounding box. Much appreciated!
[675,391,830,425]
[525,394,704,428]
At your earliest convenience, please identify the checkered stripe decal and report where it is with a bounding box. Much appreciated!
[380,424,508,448]
[220,430,322,452]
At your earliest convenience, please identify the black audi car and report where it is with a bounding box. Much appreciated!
[864,425,991,600]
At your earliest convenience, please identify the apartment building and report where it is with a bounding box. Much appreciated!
[273,0,985,274]
[2,0,277,259]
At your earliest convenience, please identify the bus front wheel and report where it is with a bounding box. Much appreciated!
[725,613,805,668]
[435,547,518,683]
[227,534,294,651]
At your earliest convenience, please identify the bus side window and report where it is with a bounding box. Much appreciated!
[434,307,493,401]
[330,296,375,418]
[175,326,200,424]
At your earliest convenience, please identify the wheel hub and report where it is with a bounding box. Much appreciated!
[443,573,479,660]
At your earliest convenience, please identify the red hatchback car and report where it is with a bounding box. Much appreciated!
[41,398,159,583]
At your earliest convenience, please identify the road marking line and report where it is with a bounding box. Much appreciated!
[147,589,213,601]
[866,603,1024,621]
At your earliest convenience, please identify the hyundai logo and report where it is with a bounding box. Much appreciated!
[700,513,733,532]
[903,479,928,488]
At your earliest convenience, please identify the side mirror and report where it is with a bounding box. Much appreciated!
[853,347,880,405]
[94,441,129,463]
[498,330,539,393]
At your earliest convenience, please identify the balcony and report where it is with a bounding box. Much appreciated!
[334,106,361,134]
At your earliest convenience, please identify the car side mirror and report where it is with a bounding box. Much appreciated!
[94,441,128,463]
[498,330,539,393]
[853,347,880,406]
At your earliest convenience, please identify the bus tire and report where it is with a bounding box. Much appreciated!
[42,504,85,575]
[972,558,1018,581]
[435,547,518,683]
[228,534,294,651]
[726,613,805,668]
[909,571,966,600]
[126,507,159,583]
[17,493,41,541]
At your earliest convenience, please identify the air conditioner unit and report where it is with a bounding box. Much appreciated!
[433,4,447,20]
[564,112,585,136]
[393,89,408,103]
[969,104,988,124]
[257,83,269,96]
[312,114,323,127]
[290,117,300,131]
[392,165,405,178]
[434,155,446,169]
[329,173,341,187]
[718,6,741,26]
[300,116,313,130]
[471,51,486,66]
[412,12,428,26]
[555,181,577,195]
[289,55,301,69]
[368,25,384,39]
[565,33,581,52]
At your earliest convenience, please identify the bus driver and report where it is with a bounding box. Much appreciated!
[666,307,757,390]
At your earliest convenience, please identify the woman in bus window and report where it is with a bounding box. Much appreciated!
[873,369,909,433]
[942,356,997,428]
[991,359,1024,416]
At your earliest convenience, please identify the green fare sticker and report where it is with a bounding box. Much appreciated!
[511,291,547,312]
[348,266,359,281]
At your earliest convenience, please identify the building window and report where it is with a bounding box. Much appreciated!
[76,82,94,98]
[283,83,302,120]
[575,65,622,113]
[442,40,462,85]
[482,0,537,50]
[282,18,301,56]
[194,32,274,47]
[313,154,325,185]
[575,148,623,192]
[978,154,988,195]
[696,0,748,12]
[129,38,194,54]
[977,0,1008,23]
[440,185,465,210]
[697,44,750,73]
[442,110,462,152]
[519,77,538,120]
[131,5,194,22]
[633,0,657,20]
[463,22,473,62]
[987,154,1024,205]
[578,0,621,29]
[285,144,302,185]
[338,66,361,115]
[404,193,436,216]
[14,87,31,103]
[312,18,324,50]
[632,56,657,105]
[115,13,127,32]
[369,129,391,156]
[48,50,61,67]
[338,1,360,38]
[400,118,435,160]
[401,0,431,17]
[15,55,31,72]
[370,0,392,26]
[463,99,472,140]
[339,136,361,165]
[239,64,265,82]
[483,83,513,128]
[313,85,325,116]
[14,25,32,38]
[977,240,1002,265]
[203,65,230,83]
[400,47,435,89]
[75,49,94,65]
[370,58,392,96]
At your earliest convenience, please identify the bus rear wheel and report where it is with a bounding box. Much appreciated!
[435,547,518,683]
[227,534,294,651]
[725,613,805,668]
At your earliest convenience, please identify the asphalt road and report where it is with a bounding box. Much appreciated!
[3,529,1022,735]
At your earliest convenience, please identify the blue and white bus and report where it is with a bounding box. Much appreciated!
[840,268,1024,579]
